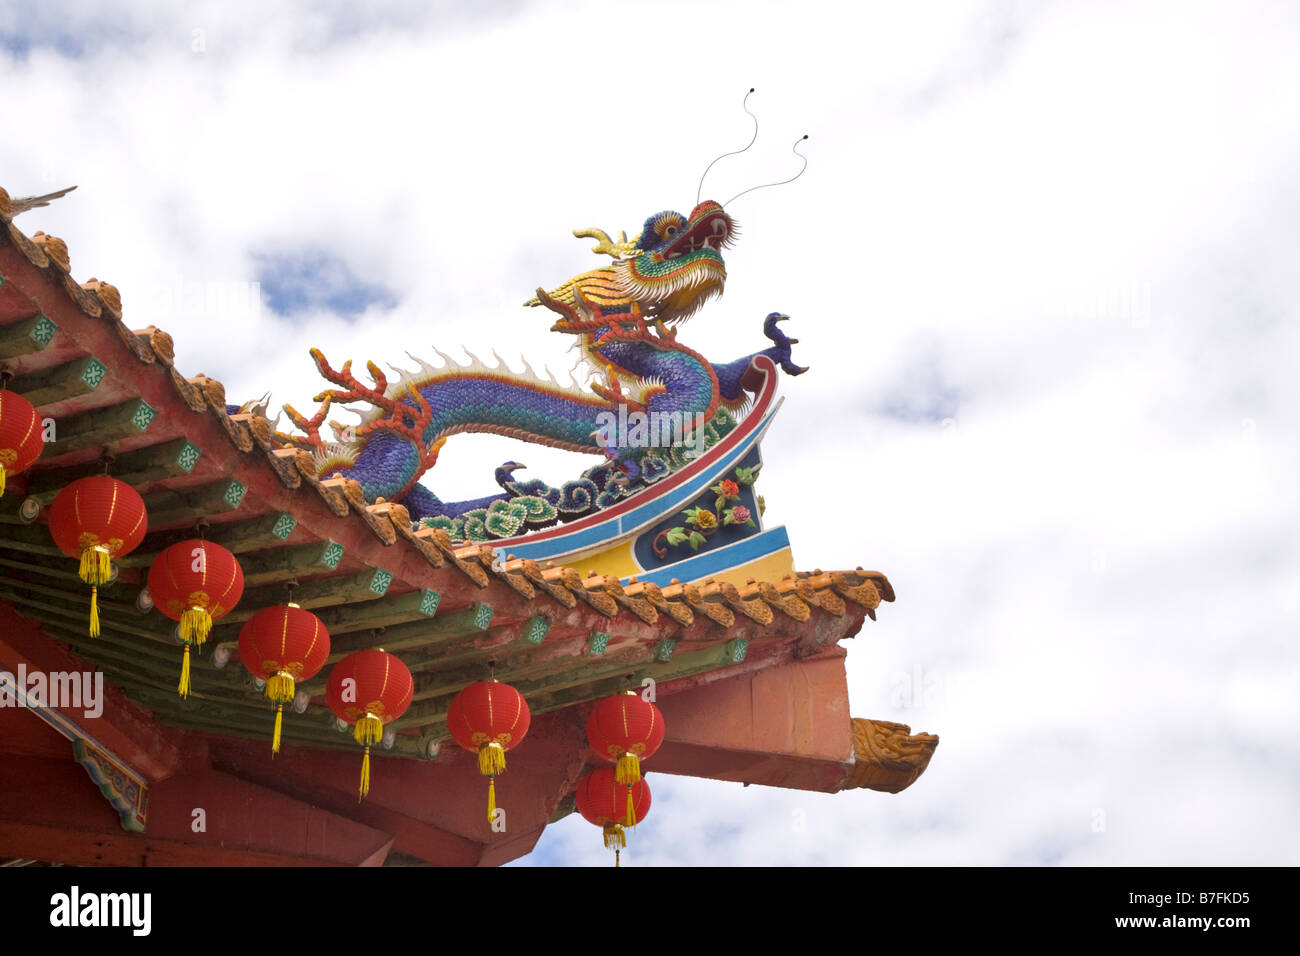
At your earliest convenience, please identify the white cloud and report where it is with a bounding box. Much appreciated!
[3,0,1296,865]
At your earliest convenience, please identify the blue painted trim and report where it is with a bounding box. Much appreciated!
[623,525,791,587]
[505,406,780,562]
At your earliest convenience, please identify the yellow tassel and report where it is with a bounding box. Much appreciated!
[78,547,110,585]
[626,785,636,828]
[359,746,371,801]
[272,704,283,755]
[266,671,295,703]
[603,824,626,850]
[478,741,506,777]
[487,776,496,823]
[178,645,191,699]
[180,607,212,645]
[353,714,383,746]
[89,586,100,638]
[0,465,6,496]
[615,752,641,786]
[615,849,620,868]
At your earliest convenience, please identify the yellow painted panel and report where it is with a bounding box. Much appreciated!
[687,547,795,587]
[565,539,641,579]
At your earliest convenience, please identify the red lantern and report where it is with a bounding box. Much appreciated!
[575,766,651,866]
[325,649,413,800]
[587,690,666,826]
[447,679,530,823]
[148,540,244,698]
[0,388,43,497]
[238,604,331,754]
[48,474,147,636]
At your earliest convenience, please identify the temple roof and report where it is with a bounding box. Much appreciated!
[0,185,892,760]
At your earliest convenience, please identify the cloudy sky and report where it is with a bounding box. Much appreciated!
[2,0,1296,866]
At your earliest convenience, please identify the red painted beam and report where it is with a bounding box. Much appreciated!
[0,728,396,866]
[206,704,590,865]
[651,651,856,793]
[0,602,181,781]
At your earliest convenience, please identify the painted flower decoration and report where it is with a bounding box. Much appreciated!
[723,505,755,527]
[690,508,717,531]
[711,477,742,511]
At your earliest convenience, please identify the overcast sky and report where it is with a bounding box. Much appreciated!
[2,0,1296,866]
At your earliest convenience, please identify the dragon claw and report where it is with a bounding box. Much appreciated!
[761,311,808,376]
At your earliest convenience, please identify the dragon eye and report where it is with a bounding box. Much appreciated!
[665,226,677,236]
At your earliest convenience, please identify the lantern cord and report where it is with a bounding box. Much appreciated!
[487,776,496,823]
[615,848,620,868]
[272,704,283,755]
[178,646,191,698]
[359,746,371,801]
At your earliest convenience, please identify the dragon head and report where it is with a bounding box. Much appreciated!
[531,200,737,331]
[617,200,735,324]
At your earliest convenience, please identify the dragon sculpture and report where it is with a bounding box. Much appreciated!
[279,198,807,534]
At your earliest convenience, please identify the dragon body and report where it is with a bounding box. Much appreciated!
[282,200,805,526]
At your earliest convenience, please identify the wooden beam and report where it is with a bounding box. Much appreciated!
[117,511,300,567]
[141,477,246,527]
[25,436,198,505]
[0,312,57,359]
[0,551,114,586]
[308,586,441,635]
[0,574,141,622]
[38,397,157,457]
[399,640,743,731]
[236,539,345,587]
[0,522,63,556]
[9,355,106,407]
[220,568,395,625]
[323,603,492,661]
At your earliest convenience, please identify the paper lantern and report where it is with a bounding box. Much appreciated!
[0,388,43,496]
[148,540,244,697]
[238,604,330,753]
[575,766,651,866]
[447,679,530,823]
[48,475,147,636]
[325,649,413,800]
[586,690,666,825]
